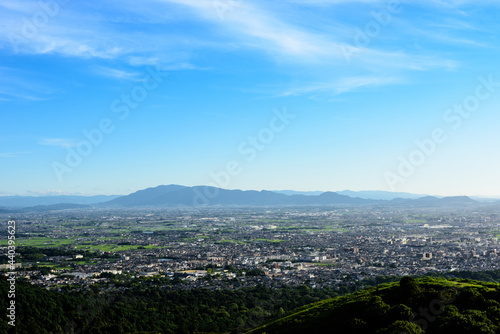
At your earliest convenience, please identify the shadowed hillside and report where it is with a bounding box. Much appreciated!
[248,277,500,334]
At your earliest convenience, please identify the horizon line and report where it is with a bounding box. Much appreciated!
[1,184,500,199]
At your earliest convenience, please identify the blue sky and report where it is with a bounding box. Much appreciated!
[1,0,500,197]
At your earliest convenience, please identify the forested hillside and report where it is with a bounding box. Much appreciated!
[3,275,500,333]
[0,278,341,334]
[250,277,500,334]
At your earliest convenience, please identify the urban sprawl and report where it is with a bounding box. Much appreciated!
[2,206,500,292]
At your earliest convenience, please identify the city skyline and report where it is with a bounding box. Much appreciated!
[1,1,500,197]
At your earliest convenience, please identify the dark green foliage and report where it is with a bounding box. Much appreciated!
[250,277,500,334]
[427,269,500,283]
[377,320,423,334]
[0,279,340,334]
[0,246,111,264]
[3,276,500,334]
[243,269,266,277]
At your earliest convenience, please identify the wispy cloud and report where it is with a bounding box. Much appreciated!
[281,76,401,97]
[157,0,343,62]
[0,153,17,158]
[286,0,500,7]
[25,189,79,196]
[156,0,466,75]
[0,0,491,99]
[0,67,55,101]
[0,89,45,101]
[0,151,30,158]
[394,16,497,50]
[0,0,39,13]
[128,56,162,67]
[92,66,142,80]
[38,138,78,148]
[285,0,387,5]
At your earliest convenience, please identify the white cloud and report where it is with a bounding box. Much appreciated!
[0,67,57,100]
[0,0,39,13]
[0,153,17,158]
[38,138,78,148]
[0,0,467,73]
[0,151,30,158]
[157,0,343,61]
[0,89,45,101]
[285,0,386,5]
[92,66,142,80]
[0,0,489,98]
[281,76,400,97]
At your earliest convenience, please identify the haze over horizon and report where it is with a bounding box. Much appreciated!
[2,1,500,197]
[0,184,498,201]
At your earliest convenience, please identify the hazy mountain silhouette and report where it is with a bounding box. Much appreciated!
[1,186,483,210]
[100,185,480,208]
[0,195,119,207]
[0,203,92,213]
[21,203,91,212]
[337,190,430,200]
[101,185,376,207]
[272,190,324,196]
[388,195,480,207]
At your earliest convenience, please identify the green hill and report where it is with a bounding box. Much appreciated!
[2,276,500,333]
[248,277,500,334]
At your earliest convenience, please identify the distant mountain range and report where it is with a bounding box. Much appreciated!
[99,185,493,208]
[271,190,431,200]
[0,195,119,207]
[272,190,324,196]
[336,190,430,200]
[1,186,498,212]
[5,203,92,213]
[101,185,376,207]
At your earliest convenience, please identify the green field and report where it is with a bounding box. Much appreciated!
[0,237,76,247]
[0,236,160,252]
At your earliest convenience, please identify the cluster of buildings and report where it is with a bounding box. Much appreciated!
[2,206,500,291]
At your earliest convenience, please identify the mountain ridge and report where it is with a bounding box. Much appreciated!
[99,185,481,208]
[0,195,119,207]
[102,185,377,207]
[337,189,431,200]
[1,186,493,211]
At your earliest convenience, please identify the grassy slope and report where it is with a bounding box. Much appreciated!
[248,277,500,334]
